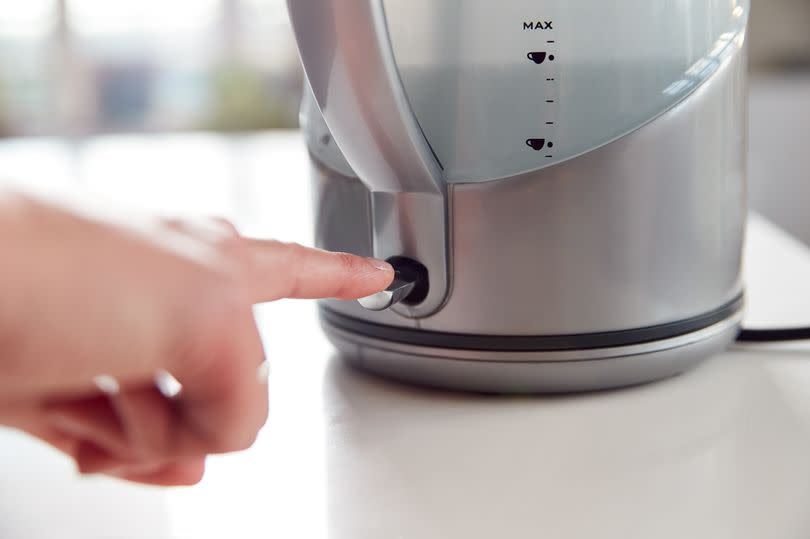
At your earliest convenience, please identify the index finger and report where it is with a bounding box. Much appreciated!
[243,239,394,303]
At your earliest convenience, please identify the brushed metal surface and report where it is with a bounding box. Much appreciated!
[311,45,747,335]
[430,47,747,334]
[322,313,742,393]
[288,0,450,317]
[357,274,417,311]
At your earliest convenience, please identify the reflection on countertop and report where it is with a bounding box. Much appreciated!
[323,352,810,539]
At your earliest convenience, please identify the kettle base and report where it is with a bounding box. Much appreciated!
[321,313,742,394]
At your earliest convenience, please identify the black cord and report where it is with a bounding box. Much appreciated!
[737,327,810,342]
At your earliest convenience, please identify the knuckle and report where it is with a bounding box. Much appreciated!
[209,422,262,453]
[211,388,268,454]
[230,429,261,452]
[210,217,239,236]
[212,234,249,267]
[280,242,306,297]
[285,242,307,266]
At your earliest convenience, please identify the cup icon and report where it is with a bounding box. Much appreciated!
[526,138,546,151]
[527,52,547,64]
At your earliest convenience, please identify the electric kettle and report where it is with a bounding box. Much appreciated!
[288,0,750,393]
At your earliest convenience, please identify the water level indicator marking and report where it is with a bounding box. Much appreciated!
[526,139,554,151]
[527,52,555,64]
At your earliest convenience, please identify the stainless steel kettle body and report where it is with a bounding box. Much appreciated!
[290,0,749,392]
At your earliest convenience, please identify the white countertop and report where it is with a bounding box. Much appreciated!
[0,123,809,537]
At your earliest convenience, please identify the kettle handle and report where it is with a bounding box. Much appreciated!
[287,0,450,317]
[287,0,443,195]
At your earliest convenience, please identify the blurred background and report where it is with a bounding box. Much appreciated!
[0,0,302,137]
[0,0,807,239]
[0,0,807,138]
[748,0,810,72]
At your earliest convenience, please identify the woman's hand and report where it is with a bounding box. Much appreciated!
[0,188,393,486]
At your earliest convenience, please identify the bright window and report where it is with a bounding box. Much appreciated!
[68,0,220,36]
[0,0,55,39]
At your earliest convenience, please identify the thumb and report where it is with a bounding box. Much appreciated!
[243,239,394,303]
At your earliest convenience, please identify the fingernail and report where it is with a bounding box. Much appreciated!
[367,258,393,272]
[154,369,183,399]
[256,359,270,384]
[92,374,121,395]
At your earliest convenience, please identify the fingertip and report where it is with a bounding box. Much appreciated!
[365,257,394,273]
[245,240,395,301]
[332,255,395,300]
